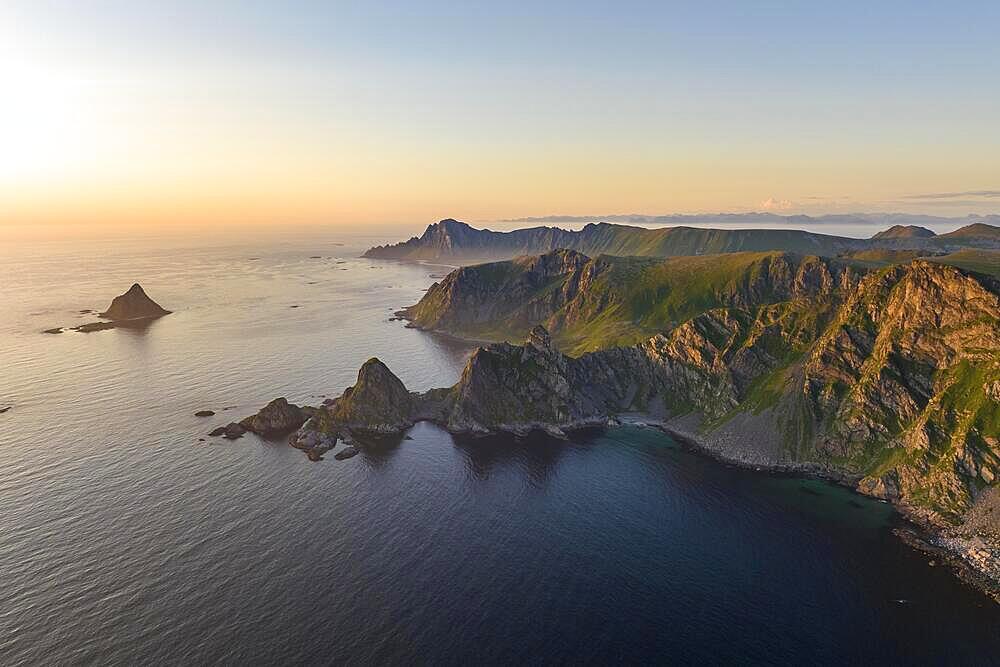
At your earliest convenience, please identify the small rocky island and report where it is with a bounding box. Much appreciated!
[99,283,171,321]
[45,283,171,333]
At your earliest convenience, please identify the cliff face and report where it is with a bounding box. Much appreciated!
[349,258,1000,528]
[326,358,416,435]
[287,258,1000,591]
[802,263,1000,519]
[404,250,860,355]
[363,218,1000,263]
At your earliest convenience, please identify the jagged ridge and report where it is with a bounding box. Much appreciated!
[364,218,1000,263]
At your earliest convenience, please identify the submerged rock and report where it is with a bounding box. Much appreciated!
[194,410,215,417]
[209,423,246,439]
[74,321,117,333]
[99,283,171,321]
[334,445,359,460]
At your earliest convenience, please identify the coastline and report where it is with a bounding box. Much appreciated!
[382,289,1000,601]
[655,421,1000,604]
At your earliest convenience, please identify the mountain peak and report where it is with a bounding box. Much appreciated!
[942,222,1000,239]
[99,283,170,321]
[872,224,936,240]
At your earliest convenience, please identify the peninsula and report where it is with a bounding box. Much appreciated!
[245,240,1000,599]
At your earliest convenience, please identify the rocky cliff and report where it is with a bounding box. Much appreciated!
[288,258,1000,594]
[403,250,860,354]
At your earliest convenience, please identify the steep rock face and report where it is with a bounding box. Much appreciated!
[802,262,1000,519]
[396,260,1000,527]
[99,283,171,321]
[299,358,416,442]
[404,249,592,336]
[404,250,858,355]
[442,325,614,436]
[240,398,308,435]
[328,358,415,434]
[285,259,1000,590]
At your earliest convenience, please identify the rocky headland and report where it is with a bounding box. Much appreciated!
[246,251,1000,599]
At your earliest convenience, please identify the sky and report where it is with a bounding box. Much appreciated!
[1,1,999,238]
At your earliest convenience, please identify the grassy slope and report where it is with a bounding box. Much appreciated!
[840,248,1000,277]
[410,251,840,356]
[555,252,804,354]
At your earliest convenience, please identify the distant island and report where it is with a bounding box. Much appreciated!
[363,217,1000,264]
[44,283,171,334]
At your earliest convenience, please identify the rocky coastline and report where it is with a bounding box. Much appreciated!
[218,248,1000,601]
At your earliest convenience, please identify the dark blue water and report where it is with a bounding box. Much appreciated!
[1,236,997,665]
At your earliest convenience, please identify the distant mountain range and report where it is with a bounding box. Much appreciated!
[364,217,1000,263]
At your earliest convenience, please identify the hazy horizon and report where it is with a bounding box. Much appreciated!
[3,210,998,245]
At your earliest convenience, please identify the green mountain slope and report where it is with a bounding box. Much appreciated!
[403,250,861,355]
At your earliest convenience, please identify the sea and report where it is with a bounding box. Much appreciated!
[1,231,998,665]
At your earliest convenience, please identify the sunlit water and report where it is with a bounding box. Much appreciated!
[0,233,997,665]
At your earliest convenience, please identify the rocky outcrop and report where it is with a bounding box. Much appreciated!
[239,398,308,435]
[326,358,415,434]
[209,423,246,440]
[288,359,418,458]
[99,283,171,321]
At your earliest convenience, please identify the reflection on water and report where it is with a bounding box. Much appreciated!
[0,235,998,666]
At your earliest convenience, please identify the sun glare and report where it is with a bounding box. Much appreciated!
[0,36,98,183]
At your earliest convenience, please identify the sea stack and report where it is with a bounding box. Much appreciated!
[99,284,171,321]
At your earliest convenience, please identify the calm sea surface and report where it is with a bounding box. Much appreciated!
[0,233,998,665]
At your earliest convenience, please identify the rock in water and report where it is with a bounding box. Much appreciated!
[334,445,359,460]
[326,358,415,434]
[194,410,215,417]
[239,398,307,435]
[99,283,171,321]
[209,423,246,439]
